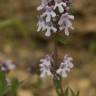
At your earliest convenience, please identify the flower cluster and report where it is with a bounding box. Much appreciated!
[56,54,73,78]
[37,0,74,37]
[40,54,73,79]
[39,55,52,78]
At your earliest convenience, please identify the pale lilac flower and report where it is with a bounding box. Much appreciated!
[0,60,16,72]
[56,54,74,78]
[41,5,56,22]
[58,12,74,36]
[37,16,46,32]
[54,0,66,13]
[0,60,16,86]
[6,78,11,86]
[44,22,57,37]
[40,55,52,78]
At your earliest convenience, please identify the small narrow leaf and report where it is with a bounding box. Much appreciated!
[64,88,69,96]
[70,88,76,96]
[56,35,65,45]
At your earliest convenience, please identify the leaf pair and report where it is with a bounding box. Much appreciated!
[0,71,21,96]
[64,87,80,96]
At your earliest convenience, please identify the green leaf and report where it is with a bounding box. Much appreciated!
[69,88,80,96]
[0,71,5,81]
[2,86,11,96]
[10,78,21,96]
[70,88,76,96]
[0,71,20,96]
[56,35,65,45]
[64,88,69,96]
[64,87,80,96]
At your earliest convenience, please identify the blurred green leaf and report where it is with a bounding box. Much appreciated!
[56,35,65,45]
[0,71,9,96]
[0,19,28,37]
[69,88,76,96]
[76,91,80,96]
[0,71,5,81]
[10,78,21,96]
[0,20,13,28]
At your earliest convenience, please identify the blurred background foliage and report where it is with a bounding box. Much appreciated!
[0,0,96,96]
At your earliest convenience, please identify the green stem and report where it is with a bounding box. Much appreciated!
[53,78,64,96]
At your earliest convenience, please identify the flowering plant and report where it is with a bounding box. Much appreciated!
[0,60,20,96]
[37,0,79,96]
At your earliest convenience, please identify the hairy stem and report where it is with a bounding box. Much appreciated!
[53,33,64,96]
[54,34,58,66]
